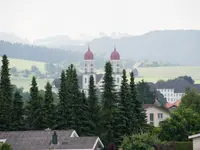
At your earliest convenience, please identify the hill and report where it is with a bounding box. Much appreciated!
[32,30,200,66]
[0,41,84,63]
[0,32,29,44]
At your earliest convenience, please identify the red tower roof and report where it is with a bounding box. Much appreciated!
[84,46,94,60]
[110,47,120,60]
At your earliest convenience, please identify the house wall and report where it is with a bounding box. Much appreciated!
[193,138,200,150]
[145,106,170,127]
[157,89,184,103]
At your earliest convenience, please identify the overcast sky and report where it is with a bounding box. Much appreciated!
[0,0,199,41]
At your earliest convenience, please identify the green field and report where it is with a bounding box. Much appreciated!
[11,77,54,92]
[8,58,46,73]
[5,58,200,91]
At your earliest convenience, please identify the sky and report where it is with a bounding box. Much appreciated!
[0,0,200,41]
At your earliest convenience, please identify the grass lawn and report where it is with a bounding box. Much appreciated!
[7,58,46,73]
[11,77,53,92]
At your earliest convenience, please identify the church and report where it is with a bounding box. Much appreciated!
[82,46,122,96]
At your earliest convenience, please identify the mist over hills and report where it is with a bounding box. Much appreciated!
[1,30,200,66]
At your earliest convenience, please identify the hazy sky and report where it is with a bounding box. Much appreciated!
[0,0,199,41]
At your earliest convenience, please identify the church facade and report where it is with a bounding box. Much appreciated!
[82,46,122,96]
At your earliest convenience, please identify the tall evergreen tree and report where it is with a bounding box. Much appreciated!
[87,75,100,136]
[101,62,118,145]
[79,91,91,136]
[116,69,131,143]
[10,91,24,130]
[56,70,69,129]
[130,72,146,131]
[68,66,83,134]
[43,82,55,129]
[25,76,43,129]
[0,55,13,130]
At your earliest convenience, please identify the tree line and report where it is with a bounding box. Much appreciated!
[0,55,149,147]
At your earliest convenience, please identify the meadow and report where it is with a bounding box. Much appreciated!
[5,58,200,91]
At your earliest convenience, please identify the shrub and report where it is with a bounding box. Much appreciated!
[121,132,165,150]
[0,143,12,150]
[175,142,192,150]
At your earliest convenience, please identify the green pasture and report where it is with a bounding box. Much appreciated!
[8,58,46,73]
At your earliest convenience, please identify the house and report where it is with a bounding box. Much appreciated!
[188,133,200,150]
[0,129,104,150]
[144,104,170,127]
[165,100,181,112]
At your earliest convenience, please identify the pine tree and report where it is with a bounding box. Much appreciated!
[10,91,24,130]
[101,62,118,145]
[56,70,69,129]
[25,76,43,129]
[116,69,131,143]
[68,66,82,134]
[87,75,100,136]
[79,91,91,136]
[0,55,13,130]
[130,72,146,132]
[43,82,55,129]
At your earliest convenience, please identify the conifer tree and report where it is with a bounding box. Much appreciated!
[130,72,146,132]
[116,69,131,143]
[25,76,43,129]
[101,62,118,145]
[87,75,100,136]
[0,55,13,130]
[68,66,82,134]
[79,91,91,136]
[10,91,24,130]
[56,70,69,129]
[43,82,55,129]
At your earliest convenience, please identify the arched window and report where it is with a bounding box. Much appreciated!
[85,78,87,84]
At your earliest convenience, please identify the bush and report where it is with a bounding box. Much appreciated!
[0,143,12,150]
[175,142,192,150]
[121,132,165,150]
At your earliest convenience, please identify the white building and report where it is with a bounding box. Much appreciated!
[82,46,122,96]
[144,104,170,127]
[157,88,184,103]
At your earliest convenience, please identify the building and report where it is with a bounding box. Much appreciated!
[148,79,200,103]
[144,104,170,127]
[165,100,181,112]
[82,46,122,95]
[189,133,200,150]
[0,129,104,150]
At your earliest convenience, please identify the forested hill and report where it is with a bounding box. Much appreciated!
[0,41,83,63]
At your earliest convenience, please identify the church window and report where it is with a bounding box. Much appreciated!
[91,63,93,67]
[85,64,87,67]
[91,68,93,73]
[117,68,119,73]
[85,78,87,84]
[117,78,120,83]
[85,68,87,73]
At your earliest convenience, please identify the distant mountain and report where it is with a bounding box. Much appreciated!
[89,30,200,65]
[33,35,86,49]
[0,32,30,44]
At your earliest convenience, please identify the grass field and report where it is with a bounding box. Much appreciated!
[8,58,46,73]
[5,58,200,91]
[11,77,54,92]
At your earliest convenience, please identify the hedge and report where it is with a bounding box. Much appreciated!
[175,142,193,150]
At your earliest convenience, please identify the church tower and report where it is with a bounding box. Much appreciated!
[110,46,122,90]
[82,46,96,96]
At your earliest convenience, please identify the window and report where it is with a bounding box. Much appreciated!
[117,68,119,73]
[117,78,120,83]
[85,64,87,67]
[85,78,87,84]
[158,113,163,120]
[85,68,87,73]
[91,68,93,72]
[91,63,93,67]
[150,113,154,125]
